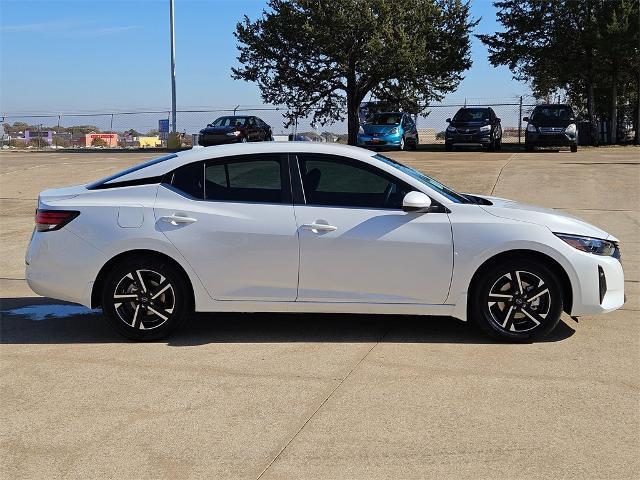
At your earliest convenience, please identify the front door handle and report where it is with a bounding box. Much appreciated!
[160,214,197,226]
[301,223,337,233]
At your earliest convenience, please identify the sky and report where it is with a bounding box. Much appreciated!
[0,0,532,131]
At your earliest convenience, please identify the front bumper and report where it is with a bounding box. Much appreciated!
[526,131,577,147]
[357,133,402,147]
[446,131,491,145]
[568,252,625,316]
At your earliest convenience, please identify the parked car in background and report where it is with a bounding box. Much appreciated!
[524,104,578,152]
[27,143,624,342]
[198,116,273,146]
[445,107,502,151]
[357,112,418,150]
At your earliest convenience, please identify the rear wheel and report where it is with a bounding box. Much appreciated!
[470,258,563,342]
[101,257,192,341]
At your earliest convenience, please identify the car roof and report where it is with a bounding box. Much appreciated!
[533,104,572,108]
[96,143,377,186]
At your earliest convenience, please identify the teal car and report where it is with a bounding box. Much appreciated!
[357,112,419,150]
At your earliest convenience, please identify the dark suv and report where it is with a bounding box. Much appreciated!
[198,116,273,146]
[523,104,578,152]
[445,107,502,151]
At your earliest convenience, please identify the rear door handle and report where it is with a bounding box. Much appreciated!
[160,214,197,225]
[301,223,337,233]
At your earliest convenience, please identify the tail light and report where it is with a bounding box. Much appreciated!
[35,209,79,232]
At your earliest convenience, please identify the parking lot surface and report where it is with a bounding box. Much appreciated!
[1,147,638,479]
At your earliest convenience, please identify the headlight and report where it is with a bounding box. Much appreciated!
[526,124,536,132]
[389,127,398,135]
[358,126,364,134]
[555,233,618,256]
[226,130,242,136]
[565,123,577,135]
[446,125,456,132]
[479,125,491,133]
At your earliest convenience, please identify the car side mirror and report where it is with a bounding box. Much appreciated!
[446,118,451,123]
[402,191,432,213]
[522,117,529,122]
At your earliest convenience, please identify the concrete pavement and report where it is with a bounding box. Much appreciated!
[1,147,638,479]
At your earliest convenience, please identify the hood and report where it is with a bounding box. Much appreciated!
[362,124,400,135]
[528,118,573,128]
[471,194,615,241]
[450,120,490,128]
[200,125,245,134]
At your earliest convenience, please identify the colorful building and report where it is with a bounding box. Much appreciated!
[84,133,118,148]
[137,136,161,148]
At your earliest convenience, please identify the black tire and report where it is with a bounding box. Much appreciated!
[570,144,578,152]
[445,142,453,151]
[496,138,502,151]
[101,257,192,341]
[488,138,496,152]
[469,258,563,342]
[410,136,418,150]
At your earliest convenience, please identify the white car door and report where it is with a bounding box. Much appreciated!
[293,153,453,304]
[155,154,299,301]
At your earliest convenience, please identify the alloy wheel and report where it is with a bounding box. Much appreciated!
[486,270,551,333]
[113,269,176,330]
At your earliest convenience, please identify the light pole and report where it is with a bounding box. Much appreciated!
[170,0,177,133]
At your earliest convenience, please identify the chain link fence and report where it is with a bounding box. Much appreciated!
[1,98,538,149]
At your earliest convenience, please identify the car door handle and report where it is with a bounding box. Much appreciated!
[160,214,197,225]
[301,223,337,233]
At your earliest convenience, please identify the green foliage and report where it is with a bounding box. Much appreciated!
[478,0,640,144]
[91,137,109,147]
[8,139,27,149]
[233,0,477,144]
[27,138,48,149]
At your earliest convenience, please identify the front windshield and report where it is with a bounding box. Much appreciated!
[374,154,470,204]
[453,108,489,122]
[367,113,402,125]
[531,106,573,121]
[212,116,249,127]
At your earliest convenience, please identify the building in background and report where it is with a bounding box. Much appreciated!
[81,133,119,147]
[137,136,161,148]
[24,130,54,145]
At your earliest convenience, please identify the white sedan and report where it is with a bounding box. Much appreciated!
[26,143,625,341]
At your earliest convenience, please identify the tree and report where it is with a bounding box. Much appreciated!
[233,0,477,145]
[478,0,640,145]
[91,137,109,148]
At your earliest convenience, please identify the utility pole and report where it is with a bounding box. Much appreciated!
[518,96,523,144]
[169,0,177,133]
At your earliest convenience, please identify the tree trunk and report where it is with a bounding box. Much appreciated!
[587,80,597,146]
[636,72,640,145]
[610,67,618,144]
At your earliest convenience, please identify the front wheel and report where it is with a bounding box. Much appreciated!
[570,144,578,152]
[101,257,192,341]
[469,258,563,342]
